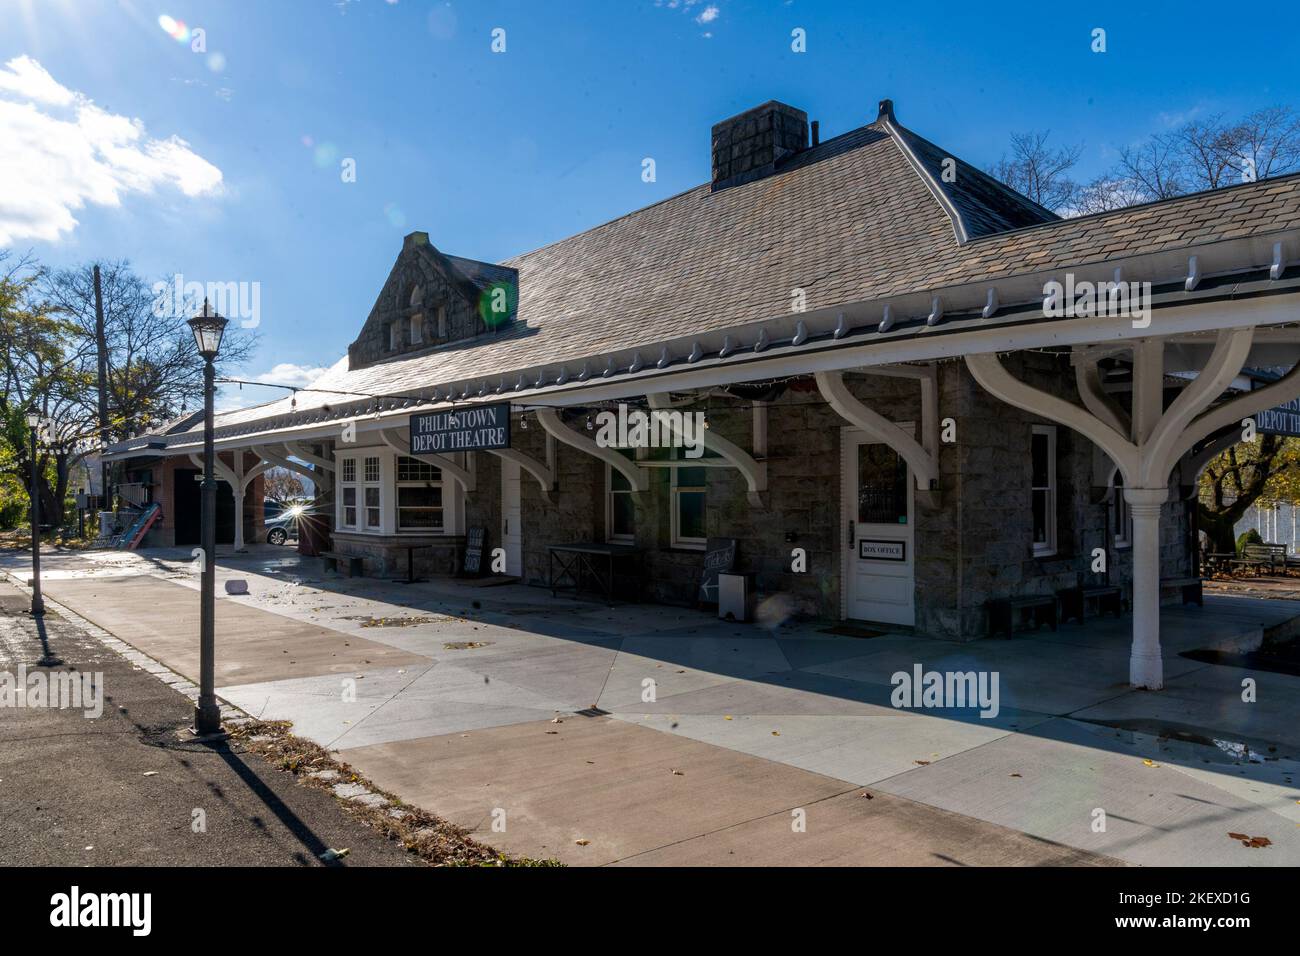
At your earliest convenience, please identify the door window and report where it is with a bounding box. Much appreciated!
[858,444,908,524]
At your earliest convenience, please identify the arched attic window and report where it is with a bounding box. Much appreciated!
[409,285,424,345]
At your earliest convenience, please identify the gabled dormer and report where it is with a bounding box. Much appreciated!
[347,232,518,370]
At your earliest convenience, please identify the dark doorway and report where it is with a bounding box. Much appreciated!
[173,468,235,546]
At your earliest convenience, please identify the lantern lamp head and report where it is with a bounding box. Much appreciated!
[188,298,228,360]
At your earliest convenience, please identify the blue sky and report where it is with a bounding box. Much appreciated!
[2,0,1298,409]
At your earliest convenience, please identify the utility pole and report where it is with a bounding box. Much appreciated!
[93,265,110,514]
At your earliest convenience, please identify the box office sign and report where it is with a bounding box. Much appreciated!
[410,403,511,453]
[858,538,906,562]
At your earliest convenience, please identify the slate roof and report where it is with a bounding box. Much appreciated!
[115,103,1300,453]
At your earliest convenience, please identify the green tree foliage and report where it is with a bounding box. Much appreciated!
[1198,435,1300,553]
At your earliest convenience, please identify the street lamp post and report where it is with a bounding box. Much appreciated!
[189,299,228,736]
[26,412,44,617]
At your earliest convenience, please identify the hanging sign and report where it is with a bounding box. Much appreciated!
[1255,398,1300,438]
[410,403,511,452]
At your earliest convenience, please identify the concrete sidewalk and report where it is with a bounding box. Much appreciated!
[0,581,421,867]
[10,544,1300,866]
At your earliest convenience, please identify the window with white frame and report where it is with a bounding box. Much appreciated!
[671,452,707,549]
[1031,425,1057,556]
[410,314,423,345]
[339,457,357,528]
[396,456,444,531]
[436,304,447,339]
[363,455,381,529]
[606,450,636,543]
[389,320,402,351]
[1111,471,1130,548]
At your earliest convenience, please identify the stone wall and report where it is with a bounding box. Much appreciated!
[399,352,1195,641]
[348,234,485,370]
[330,531,464,578]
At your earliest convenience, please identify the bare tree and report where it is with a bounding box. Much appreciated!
[1103,107,1300,207]
[1228,106,1300,181]
[262,467,307,504]
[994,106,1300,218]
[1072,175,1151,215]
[988,131,1083,212]
[41,261,256,442]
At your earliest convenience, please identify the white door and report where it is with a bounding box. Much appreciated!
[500,458,522,575]
[843,429,915,626]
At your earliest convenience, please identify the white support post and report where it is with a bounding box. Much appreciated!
[1126,488,1168,689]
[232,454,246,551]
[966,328,1256,691]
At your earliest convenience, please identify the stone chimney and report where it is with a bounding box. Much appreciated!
[711,100,808,192]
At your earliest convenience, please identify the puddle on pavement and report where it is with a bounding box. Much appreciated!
[1074,717,1295,769]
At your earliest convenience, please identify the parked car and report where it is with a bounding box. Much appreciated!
[264,502,307,546]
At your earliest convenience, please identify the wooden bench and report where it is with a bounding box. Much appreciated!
[321,550,364,577]
[1233,543,1287,574]
[1161,576,1204,606]
[1057,584,1123,625]
[988,594,1058,637]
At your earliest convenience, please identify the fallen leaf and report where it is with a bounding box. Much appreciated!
[670,769,684,776]
[1228,832,1272,848]
[860,791,873,800]
[1142,759,1160,767]
[318,848,351,862]
[1009,773,1022,778]
[575,839,590,846]
[771,731,781,737]
[142,771,159,777]
[914,760,930,766]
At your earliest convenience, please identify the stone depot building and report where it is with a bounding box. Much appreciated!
[109,98,1300,690]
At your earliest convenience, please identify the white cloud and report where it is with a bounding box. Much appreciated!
[254,363,331,389]
[0,55,223,245]
[696,5,720,24]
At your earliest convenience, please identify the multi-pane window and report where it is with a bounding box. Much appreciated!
[671,454,707,549]
[1031,425,1057,556]
[396,456,443,530]
[363,456,381,528]
[410,314,423,345]
[858,444,908,525]
[606,450,636,543]
[339,456,357,527]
